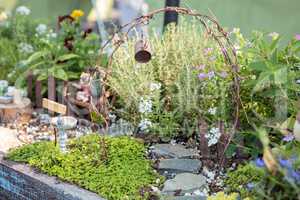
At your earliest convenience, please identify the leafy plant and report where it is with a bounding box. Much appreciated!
[225,163,264,198]
[207,192,242,200]
[110,22,234,141]
[235,30,300,128]
[0,6,39,83]
[22,11,100,83]
[7,134,161,200]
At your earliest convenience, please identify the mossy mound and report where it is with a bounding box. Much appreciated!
[7,134,161,200]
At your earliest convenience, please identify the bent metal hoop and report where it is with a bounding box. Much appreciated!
[96,7,242,162]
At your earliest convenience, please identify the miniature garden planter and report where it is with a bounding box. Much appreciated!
[0,155,105,200]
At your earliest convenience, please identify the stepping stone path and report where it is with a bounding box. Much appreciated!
[162,173,207,194]
[158,159,201,177]
[150,144,207,199]
[150,144,199,159]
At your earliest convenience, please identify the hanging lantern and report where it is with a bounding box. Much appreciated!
[134,39,152,63]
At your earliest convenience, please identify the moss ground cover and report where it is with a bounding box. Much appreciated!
[6,134,160,200]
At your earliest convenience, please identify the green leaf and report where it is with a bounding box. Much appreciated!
[252,71,271,93]
[28,61,45,70]
[52,68,68,81]
[270,49,278,63]
[37,73,48,81]
[269,37,280,52]
[14,76,26,88]
[56,54,80,62]
[26,51,49,64]
[225,144,237,158]
[273,67,288,85]
[249,61,268,71]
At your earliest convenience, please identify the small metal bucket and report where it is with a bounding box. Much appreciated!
[134,39,152,63]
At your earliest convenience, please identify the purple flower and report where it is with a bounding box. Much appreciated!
[255,158,265,168]
[295,34,300,41]
[207,71,215,79]
[204,47,213,55]
[197,64,206,70]
[221,48,227,55]
[246,182,255,190]
[282,134,295,142]
[290,170,300,183]
[279,158,293,169]
[219,71,228,78]
[198,73,207,80]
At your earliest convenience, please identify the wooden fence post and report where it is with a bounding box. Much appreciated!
[35,80,42,108]
[48,76,56,115]
[198,118,210,167]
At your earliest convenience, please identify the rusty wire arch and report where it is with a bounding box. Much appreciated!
[94,7,241,159]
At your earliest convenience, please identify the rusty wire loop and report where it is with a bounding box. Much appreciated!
[96,7,241,162]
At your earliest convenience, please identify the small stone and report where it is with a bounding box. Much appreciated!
[151,144,199,159]
[161,195,206,200]
[162,173,207,195]
[158,159,201,175]
[151,186,160,193]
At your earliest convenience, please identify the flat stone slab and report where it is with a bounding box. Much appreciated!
[151,144,198,159]
[158,159,201,174]
[162,173,207,195]
[0,127,22,153]
[162,195,206,200]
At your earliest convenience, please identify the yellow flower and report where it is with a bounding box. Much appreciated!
[70,9,84,20]
[0,12,8,22]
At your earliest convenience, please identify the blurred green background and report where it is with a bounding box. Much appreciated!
[2,0,300,40]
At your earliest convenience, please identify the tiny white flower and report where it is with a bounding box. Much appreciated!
[205,127,221,146]
[18,43,34,54]
[36,24,47,35]
[138,97,152,114]
[16,6,31,15]
[138,118,152,132]
[268,32,279,40]
[149,82,161,91]
[208,107,217,115]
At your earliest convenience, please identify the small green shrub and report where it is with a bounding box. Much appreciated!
[207,192,241,200]
[110,21,233,140]
[225,163,264,198]
[7,134,161,200]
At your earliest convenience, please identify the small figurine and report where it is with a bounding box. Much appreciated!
[73,73,91,103]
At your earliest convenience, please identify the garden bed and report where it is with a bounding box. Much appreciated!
[0,153,104,200]
[4,134,161,200]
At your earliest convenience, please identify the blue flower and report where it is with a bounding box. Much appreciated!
[279,158,293,169]
[290,170,300,183]
[246,182,255,190]
[255,158,265,168]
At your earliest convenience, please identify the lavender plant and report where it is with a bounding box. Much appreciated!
[109,22,233,141]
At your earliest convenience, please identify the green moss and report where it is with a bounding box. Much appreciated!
[7,134,161,200]
[225,164,264,198]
